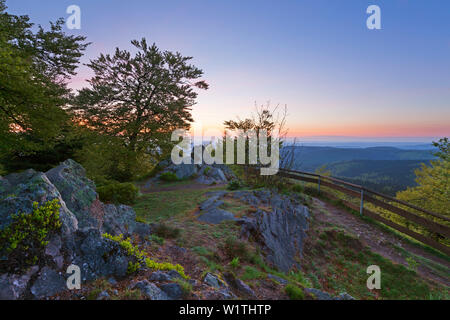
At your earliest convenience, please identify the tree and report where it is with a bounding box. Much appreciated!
[0,0,88,170]
[397,138,450,215]
[72,38,208,156]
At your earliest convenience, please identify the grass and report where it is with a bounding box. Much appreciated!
[133,185,224,222]
[303,226,450,300]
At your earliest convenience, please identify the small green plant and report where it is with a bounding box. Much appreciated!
[153,223,180,239]
[127,261,141,274]
[150,234,165,245]
[222,236,250,260]
[406,256,419,272]
[97,182,139,205]
[159,172,179,182]
[0,199,61,272]
[174,278,193,297]
[291,184,304,193]
[230,257,240,269]
[102,233,189,279]
[227,180,241,191]
[241,266,265,280]
[285,284,304,300]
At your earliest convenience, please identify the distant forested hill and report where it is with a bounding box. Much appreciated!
[285,146,435,172]
[324,160,431,196]
[283,146,436,196]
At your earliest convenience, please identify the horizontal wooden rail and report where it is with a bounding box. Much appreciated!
[274,168,450,256]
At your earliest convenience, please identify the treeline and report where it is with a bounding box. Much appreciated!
[0,1,207,185]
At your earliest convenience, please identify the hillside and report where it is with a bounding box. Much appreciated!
[285,146,435,172]
[324,160,430,196]
[1,160,448,300]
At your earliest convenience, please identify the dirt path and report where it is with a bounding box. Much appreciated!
[312,198,450,287]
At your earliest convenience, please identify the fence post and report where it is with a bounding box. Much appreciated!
[360,189,364,215]
[318,176,321,193]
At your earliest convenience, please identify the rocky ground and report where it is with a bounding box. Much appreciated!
[0,160,448,300]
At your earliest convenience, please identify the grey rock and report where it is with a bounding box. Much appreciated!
[305,288,334,300]
[305,288,355,300]
[0,272,32,300]
[239,190,309,272]
[0,169,78,236]
[107,278,118,286]
[198,208,236,224]
[203,273,226,289]
[337,292,355,300]
[167,270,183,280]
[149,271,172,282]
[30,267,66,299]
[223,273,256,298]
[133,280,170,300]
[161,283,183,299]
[164,164,197,180]
[96,290,110,300]
[268,274,288,285]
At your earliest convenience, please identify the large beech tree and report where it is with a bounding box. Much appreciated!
[72,38,208,154]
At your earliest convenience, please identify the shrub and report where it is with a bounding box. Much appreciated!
[227,180,241,191]
[174,279,193,297]
[285,284,304,300]
[222,236,250,260]
[241,266,265,280]
[0,199,61,272]
[153,223,180,239]
[150,234,165,245]
[230,257,240,269]
[292,184,304,193]
[97,182,139,205]
[102,233,189,279]
[159,172,179,182]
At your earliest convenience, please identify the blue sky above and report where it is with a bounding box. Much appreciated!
[6,0,450,141]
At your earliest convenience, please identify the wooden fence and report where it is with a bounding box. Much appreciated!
[275,168,450,256]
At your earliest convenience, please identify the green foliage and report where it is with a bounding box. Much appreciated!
[230,257,240,269]
[97,181,139,205]
[77,136,153,183]
[71,38,208,157]
[159,172,179,182]
[174,278,193,297]
[102,233,189,279]
[285,284,305,300]
[0,2,88,167]
[291,184,304,193]
[241,266,265,280]
[153,223,180,239]
[397,138,449,216]
[406,257,419,272]
[227,180,241,191]
[0,199,61,272]
[221,236,250,261]
[150,234,165,245]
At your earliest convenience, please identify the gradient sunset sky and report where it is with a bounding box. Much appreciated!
[7,0,450,141]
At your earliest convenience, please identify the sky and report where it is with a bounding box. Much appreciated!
[6,0,450,142]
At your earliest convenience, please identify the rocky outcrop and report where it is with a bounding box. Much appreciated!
[234,190,309,272]
[196,189,309,273]
[0,160,151,300]
[153,159,237,185]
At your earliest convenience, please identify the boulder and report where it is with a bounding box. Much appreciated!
[30,267,66,299]
[0,159,152,299]
[160,283,183,299]
[238,190,309,272]
[0,169,78,236]
[132,280,170,300]
[0,266,38,300]
[198,209,236,224]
